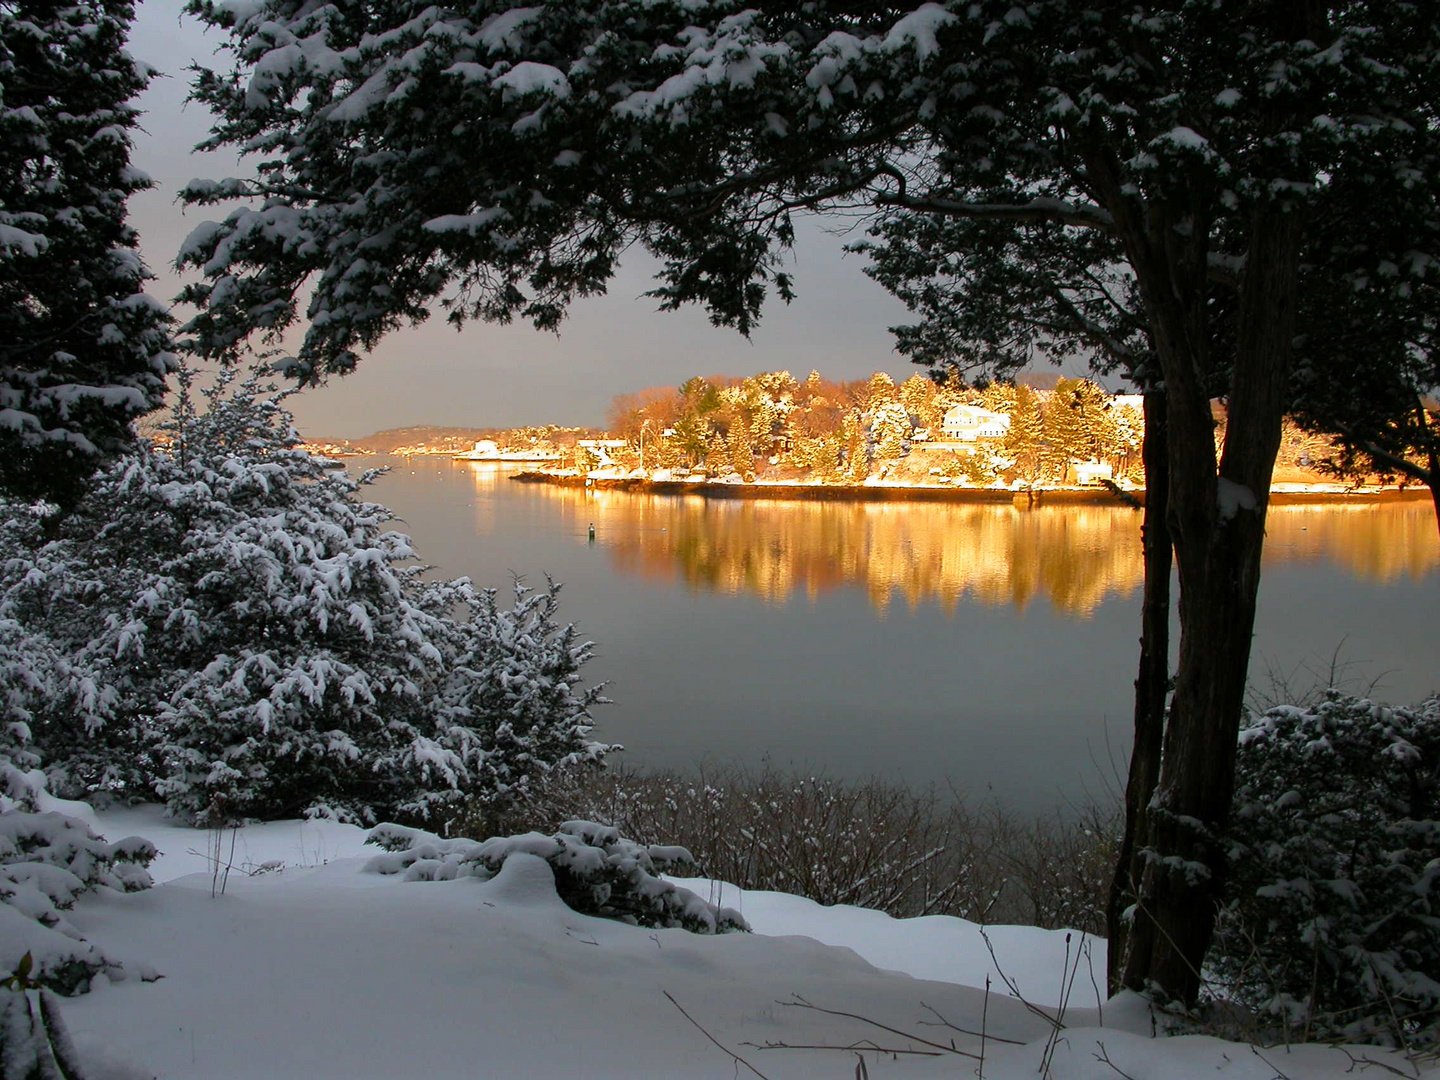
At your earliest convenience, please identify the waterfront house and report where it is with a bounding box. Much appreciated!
[940,405,1012,442]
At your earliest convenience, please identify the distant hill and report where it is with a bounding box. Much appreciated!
[302,426,504,454]
[302,424,603,454]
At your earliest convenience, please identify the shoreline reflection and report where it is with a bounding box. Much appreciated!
[458,465,1439,619]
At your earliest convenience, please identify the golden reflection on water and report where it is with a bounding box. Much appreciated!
[1263,504,1439,584]
[460,465,1438,618]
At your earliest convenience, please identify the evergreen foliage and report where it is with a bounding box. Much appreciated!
[1215,693,1440,1047]
[0,0,174,506]
[869,401,911,461]
[2,953,97,1080]
[0,805,155,996]
[0,368,610,827]
[364,819,748,934]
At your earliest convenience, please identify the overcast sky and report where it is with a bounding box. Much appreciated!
[125,0,935,439]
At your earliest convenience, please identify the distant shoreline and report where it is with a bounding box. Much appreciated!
[507,471,1432,507]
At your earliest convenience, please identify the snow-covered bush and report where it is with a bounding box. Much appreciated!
[433,581,611,830]
[0,564,153,997]
[0,367,610,826]
[0,807,155,996]
[2,950,101,1080]
[365,820,747,934]
[1214,692,1440,1046]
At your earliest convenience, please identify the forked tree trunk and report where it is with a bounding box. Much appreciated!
[1106,386,1171,994]
[1117,206,1304,1004]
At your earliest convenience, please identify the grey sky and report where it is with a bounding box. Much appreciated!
[126,0,927,439]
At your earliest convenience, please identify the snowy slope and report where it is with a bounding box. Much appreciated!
[46,810,1436,1080]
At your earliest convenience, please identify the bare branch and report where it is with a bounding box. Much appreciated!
[780,996,982,1061]
[664,990,774,1080]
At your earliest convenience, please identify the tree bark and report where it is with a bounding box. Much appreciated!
[1117,204,1304,1004]
[1106,386,1171,994]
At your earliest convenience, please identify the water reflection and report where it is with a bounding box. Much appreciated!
[557,489,1436,619]
[1264,503,1439,584]
[456,464,1439,618]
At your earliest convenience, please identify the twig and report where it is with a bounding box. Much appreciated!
[221,823,238,896]
[1251,1044,1295,1080]
[1040,933,1080,1076]
[1336,1047,1420,1079]
[1093,1040,1138,1080]
[743,1040,942,1057]
[979,928,1065,1032]
[780,996,981,1061]
[663,990,773,1080]
[1085,938,1105,1024]
[916,1001,1024,1045]
[980,975,990,1079]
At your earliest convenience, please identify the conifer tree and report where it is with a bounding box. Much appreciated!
[870,401,911,461]
[842,414,870,482]
[3,367,610,825]
[1003,385,1046,486]
[1044,380,1095,482]
[0,0,173,506]
[899,374,941,432]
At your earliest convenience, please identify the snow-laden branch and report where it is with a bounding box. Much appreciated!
[875,193,1115,232]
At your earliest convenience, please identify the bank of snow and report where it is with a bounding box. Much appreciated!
[51,808,1434,1080]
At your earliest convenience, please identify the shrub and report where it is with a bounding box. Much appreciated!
[1214,692,1440,1047]
[469,762,1117,932]
[0,366,610,827]
[0,791,156,994]
[364,820,747,934]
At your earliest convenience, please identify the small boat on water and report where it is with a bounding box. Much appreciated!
[452,440,561,462]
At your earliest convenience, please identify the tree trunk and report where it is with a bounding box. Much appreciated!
[1117,206,1304,1005]
[1425,413,1440,539]
[1106,386,1171,994]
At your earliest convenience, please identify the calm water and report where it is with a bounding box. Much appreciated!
[365,458,1439,813]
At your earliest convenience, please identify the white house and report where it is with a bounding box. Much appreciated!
[1074,460,1115,486]
[940,404,1011,442]
[577,438,628,468]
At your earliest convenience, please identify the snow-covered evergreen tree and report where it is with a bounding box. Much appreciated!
[0,0,174,507]
[2,367,611,826]
[1216,693,1440,1046]
[869,401,912,462]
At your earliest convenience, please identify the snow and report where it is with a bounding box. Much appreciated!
[477,7,541,53]
[26,808,1432,1080]
[881,4,957,61]
[492,60,571,99]
[0,223,49,257]
[1217,477,1259,521]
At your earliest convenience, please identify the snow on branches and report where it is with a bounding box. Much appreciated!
[0,366,611,828]
[0,0,174,506]
[0,807,155,995]
[1216,693,1440,1047]
[365,819,747,935]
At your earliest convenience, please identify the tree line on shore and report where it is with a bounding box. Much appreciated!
[604,368,1391,490]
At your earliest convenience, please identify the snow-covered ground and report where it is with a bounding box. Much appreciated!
[45,805,1435,1079]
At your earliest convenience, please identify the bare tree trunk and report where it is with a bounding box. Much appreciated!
[1107,387,1171,994]
[1423,409,1440,539]
[1117,206,1303,1005]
